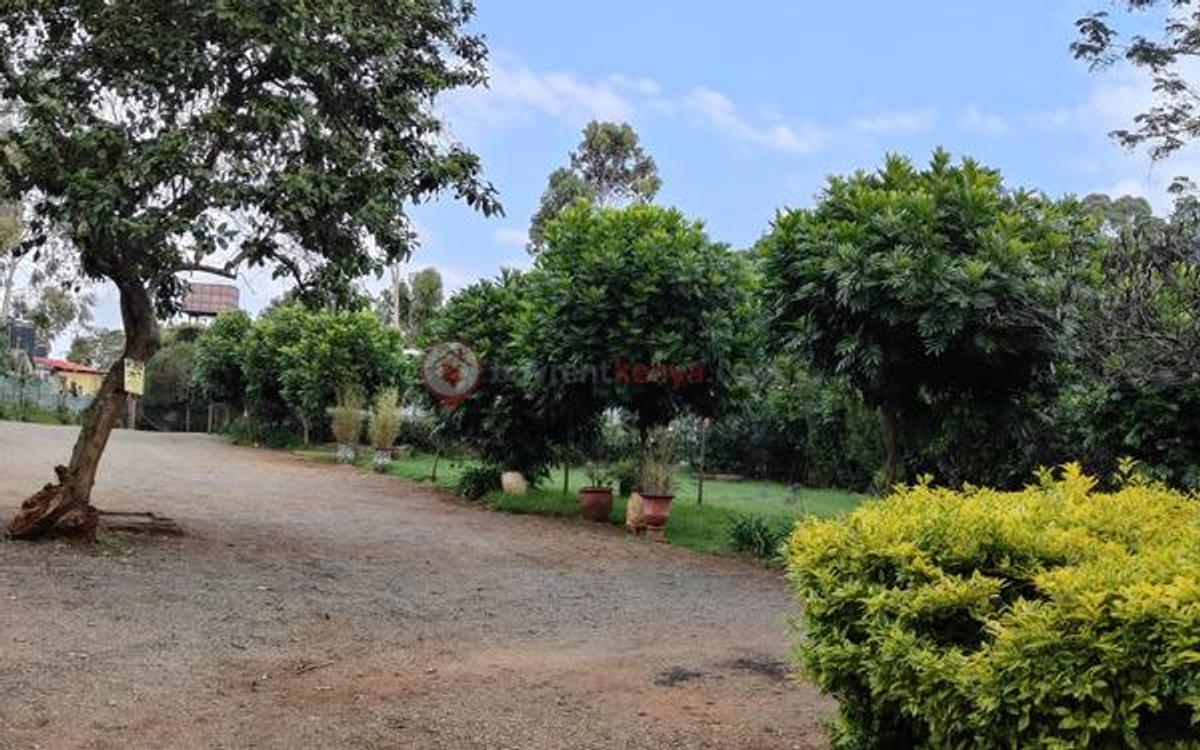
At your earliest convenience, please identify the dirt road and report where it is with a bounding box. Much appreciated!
[0,423,830,749]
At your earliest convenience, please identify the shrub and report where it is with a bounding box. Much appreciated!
[728,514,791,562]
[395,414,440,453]
[368,389,401,451]
[786,465,1200,748]
[456,464,503,501]
[613,458,639,496]
[221,416,302,449]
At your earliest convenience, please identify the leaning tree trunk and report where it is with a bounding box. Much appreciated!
[7,279,160,540]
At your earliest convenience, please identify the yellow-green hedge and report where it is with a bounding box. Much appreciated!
[786,465,1200,749]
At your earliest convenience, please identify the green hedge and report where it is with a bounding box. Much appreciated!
[786,465,1200,748]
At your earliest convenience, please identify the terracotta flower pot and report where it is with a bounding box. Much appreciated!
[578,486,614,522]
[639,493,674,530]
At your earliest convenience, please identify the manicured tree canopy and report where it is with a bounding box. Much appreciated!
[761,150,1077,486]
[528,202,755,441]
[425,269,566,479]
[0,0,499,537]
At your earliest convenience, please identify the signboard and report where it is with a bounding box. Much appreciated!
[124,358,145,396]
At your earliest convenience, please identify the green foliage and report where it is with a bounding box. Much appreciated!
[427,270,560,479]
[1074,1,1200,160]
[192,311,253,408]
[613,458,639,496]
[763,150,1081,484]
[528,121,661,249]
[674,363,883,490]
[1059,197,1200,489]
[279,308,406,435]
[0,0,499,315]
[221,416,303,449]
[17,286,94,344]
[66,328,125,370]
[728,514,791,562]
[240,305,406,440]
[455,464,503,501]
[395,414,440,454]
[787,466,1200,748]
[368,388,401,452]
[530,202,755,434]
[143,338,196,410]
[583,461,613,489]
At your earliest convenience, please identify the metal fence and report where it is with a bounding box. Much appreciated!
[0,374,93,417]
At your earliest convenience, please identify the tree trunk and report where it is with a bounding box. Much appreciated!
[1,253,18,322]
[697,417,709,505]
[562,463,570,496]
[881,407,899,493]
[7,279,159,540]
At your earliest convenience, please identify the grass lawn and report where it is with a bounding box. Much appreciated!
[296,447,867,558]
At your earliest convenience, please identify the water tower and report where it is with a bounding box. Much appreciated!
[180,282,240,323]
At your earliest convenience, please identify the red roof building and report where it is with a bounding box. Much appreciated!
[33,356,103,375]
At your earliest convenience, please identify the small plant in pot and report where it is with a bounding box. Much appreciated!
[639,427,675,534]
[330,385,365,464]
[367,388,401,472]
[578,462,614,522]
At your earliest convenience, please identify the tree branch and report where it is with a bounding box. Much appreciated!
[174,262,237,280]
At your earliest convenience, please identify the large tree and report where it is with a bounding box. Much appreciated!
[15,284,94,344]
[762,151,1080,487]
[528,121,661,250]
[1074,0,1200,160]
[1,1,499,538]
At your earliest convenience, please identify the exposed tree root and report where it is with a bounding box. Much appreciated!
[7,465,182,540]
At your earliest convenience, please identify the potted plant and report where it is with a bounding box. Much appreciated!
[578,462,614,522]
[639,427,675,535]
[330,385,365,464]
[367,388,401,472]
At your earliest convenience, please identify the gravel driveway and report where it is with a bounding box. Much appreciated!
[0,422,831,749]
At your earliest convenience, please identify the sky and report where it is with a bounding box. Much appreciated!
[77,0,1196,352]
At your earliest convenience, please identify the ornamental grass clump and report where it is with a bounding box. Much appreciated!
[368,388,401,471]
[787,464,1200,749]
[330,385,365,463]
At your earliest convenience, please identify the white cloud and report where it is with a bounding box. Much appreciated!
[850,108,937,135]
[957,105,1009,136]
[682,87,826,154]
[493,227,528,249]
[607,74,661,98]
[1026,67,1199,213]
[443,54,827,157]
[442,55,635,137]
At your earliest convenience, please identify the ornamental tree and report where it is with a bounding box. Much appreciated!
[425,269,568,480]
[762,151,1078,487]
[1,1,499,538]
[527,202,755,450]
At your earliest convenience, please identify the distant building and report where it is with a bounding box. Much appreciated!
[3,317,36,359]
[33,356,105,396]
[180,282,240,320]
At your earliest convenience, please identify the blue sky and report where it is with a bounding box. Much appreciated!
[82,1,1194,348]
